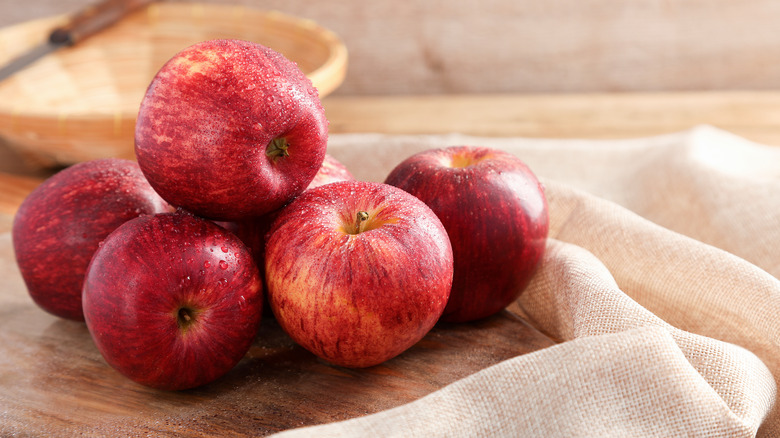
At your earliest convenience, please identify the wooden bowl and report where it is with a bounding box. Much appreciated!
[0,2,348,167]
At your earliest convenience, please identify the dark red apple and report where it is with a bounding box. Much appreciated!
[264,181,453,368]
[307,153,354,189]
[134,38,328,221]
[216,214,275,281]
[82,211,263,391]
[384,146,548,323]
[12,158,170,321]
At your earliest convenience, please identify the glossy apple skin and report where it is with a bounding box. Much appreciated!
[217,153,354,292]
[216,153,353,320]
[82,211,263,391]
[12,158,170,321]
[135,39,328,221]
[264,181,453,368]
[218,153,354,255]
[216,153,354,261]
[307,153,354,189]
[385,146,549,323]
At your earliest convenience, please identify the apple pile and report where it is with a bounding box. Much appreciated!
[12,38,549,391]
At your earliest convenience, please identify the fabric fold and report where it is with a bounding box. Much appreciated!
[268,127,780,437]
[515,238,776,435]
[272,325,766,437]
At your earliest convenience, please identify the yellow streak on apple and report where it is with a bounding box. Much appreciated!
[166,49,224,78]
[274,259,386,359]
[444,150,494,168]
[271,210,405,360]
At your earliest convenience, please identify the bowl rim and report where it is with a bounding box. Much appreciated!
[0,2,348,120]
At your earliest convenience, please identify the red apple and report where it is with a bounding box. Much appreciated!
[264,181,453,368]
[12,158,170,321]
[216,214,275,288]
[134,39,328,221]
[82,211,263,391]
[384,146,548,323]
[307,153,354,189]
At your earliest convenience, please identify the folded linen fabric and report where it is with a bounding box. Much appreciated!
[273,126,780,437]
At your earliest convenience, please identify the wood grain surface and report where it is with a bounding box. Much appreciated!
[0,229,554,436]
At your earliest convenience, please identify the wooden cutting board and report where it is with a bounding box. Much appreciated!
[0,232,555,436]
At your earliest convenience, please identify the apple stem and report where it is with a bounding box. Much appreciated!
[266,137,290,160]
[353,211,370,234]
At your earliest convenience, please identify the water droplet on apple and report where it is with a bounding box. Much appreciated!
[203,260,211,268]
[217,278,228,287]
[186,257,194,264]
[221,246,229,253]
[219,260,228,270]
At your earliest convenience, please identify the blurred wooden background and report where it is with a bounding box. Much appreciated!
[4,0,780,95]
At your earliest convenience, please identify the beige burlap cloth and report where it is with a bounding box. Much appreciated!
[272,125,780,437]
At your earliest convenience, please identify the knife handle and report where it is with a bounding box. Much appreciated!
[49,0,156,45]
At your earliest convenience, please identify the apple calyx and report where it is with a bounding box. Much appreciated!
[266,137,291,161]
[176,306,199,332]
